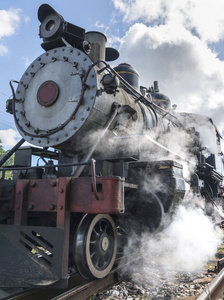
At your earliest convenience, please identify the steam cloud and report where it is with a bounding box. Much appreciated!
[140,201,222,272]
[123,193,223,277]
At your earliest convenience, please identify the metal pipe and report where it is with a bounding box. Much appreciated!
[72,103,119,178]
[0,138,25,167]
[85,31,107,68]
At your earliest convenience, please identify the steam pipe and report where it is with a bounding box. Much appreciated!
[72,103,119,178]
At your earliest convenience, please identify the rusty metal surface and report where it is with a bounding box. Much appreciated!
[12,176,124,215]
[14,180,29,225]
[70,177,124,214]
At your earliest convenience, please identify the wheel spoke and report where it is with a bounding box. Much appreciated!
[73,214,117,279]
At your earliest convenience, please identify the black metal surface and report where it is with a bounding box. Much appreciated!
[0,225,69,288]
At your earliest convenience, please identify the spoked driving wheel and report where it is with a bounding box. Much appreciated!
[73,214,117,279]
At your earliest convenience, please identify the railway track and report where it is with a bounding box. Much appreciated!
[1,253,224,299]
[0,274,119,300]
[197,266,224,300]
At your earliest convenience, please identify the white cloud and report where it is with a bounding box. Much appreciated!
[22,56,31,67]
[111,0,224,133]
[0,8,21,55]
[112,0,224,43]
[0,129,20,148]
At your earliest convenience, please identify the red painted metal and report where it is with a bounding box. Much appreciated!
[14,176,124,217]
[27,178,59,212]
[70,177,124,214]
[14,180,29,225]
[57,177,71,227]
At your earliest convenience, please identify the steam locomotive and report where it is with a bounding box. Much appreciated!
[0,4,223,288]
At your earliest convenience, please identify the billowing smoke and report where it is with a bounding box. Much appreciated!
[124,192,223,275]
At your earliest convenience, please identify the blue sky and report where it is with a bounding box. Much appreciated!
[1,0,224,148]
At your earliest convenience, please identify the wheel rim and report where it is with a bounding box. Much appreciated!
[74,214,117,279]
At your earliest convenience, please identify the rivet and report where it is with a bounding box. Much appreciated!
[25,121,30,127]
[65,133,68,137]
[86,107,90,111]
[73,126,77,130]
[59,205,63,210]
[20,110,26,116]
[38,140,41,143]
[28,204,34,210]
[59,188,64,193]
[77,52,80,56]
[30,137,33,141]
[91,96,94,100]
[31,181,36,187]
[51,181,56,187]
[34,128,39,134]
[70,49,73,53]
[49,204,55,211]
[83,57,87,61]
[81,117,84,121]
[56,138,59,141]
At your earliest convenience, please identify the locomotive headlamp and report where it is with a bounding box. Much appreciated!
[38,4,64,41]
[39,12,64,41]
[38,4,87,52]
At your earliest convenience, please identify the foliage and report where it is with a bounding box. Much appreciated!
[0,140,14,179]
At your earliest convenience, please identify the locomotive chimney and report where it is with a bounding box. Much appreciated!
[154,81,159,93]
[85,31,106,68]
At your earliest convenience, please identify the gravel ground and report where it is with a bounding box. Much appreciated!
[94,262,216,300]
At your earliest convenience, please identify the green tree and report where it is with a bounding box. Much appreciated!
[0,140,14,179]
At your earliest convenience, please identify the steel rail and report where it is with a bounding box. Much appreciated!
[197,267,224,300]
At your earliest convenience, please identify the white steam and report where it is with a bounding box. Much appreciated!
[138,197,223,273]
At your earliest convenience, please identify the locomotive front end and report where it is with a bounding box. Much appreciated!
[14,46,100,151]
[12,4,148,155]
